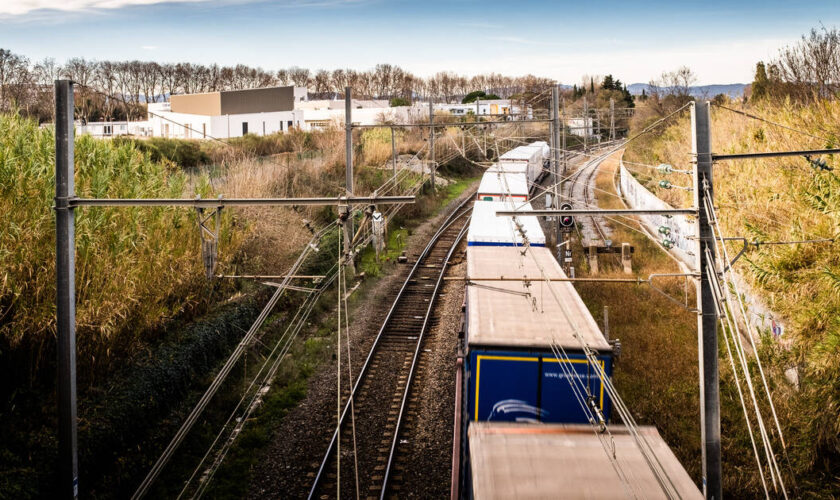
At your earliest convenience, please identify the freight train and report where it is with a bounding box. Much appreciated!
[454,141,701,499]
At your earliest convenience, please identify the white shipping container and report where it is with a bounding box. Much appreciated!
[499,145,543,183]
[477,172,529,201]
[467,200,545,247]
[529,140,551,160]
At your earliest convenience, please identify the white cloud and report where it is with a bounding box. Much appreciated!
[0,0,367,16]
[141,45,158,50]
[487,35,563,46]
[0,0,210,16]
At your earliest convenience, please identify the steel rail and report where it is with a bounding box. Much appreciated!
[380,209,470,499]
[307,193,474,499]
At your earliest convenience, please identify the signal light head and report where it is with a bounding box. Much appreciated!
[559,203,575,228]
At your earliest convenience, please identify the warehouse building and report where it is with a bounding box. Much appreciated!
[147,86,308,139]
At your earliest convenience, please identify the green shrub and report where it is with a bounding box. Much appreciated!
[114,136,211,168]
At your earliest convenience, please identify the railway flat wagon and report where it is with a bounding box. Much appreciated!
[476,171,529,202]
[498,145,543,184]
[464,245,612,423]
[467,422,702,499]
[467,201,545,247]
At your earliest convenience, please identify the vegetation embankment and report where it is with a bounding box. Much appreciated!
[0,109,484,497]
[620,95,840,495]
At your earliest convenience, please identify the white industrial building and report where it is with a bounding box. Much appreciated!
[73,86,530,140]
[435,99,526,118]
[296,99,427,130]
[146,86,308,139]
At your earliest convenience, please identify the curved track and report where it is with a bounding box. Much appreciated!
[566,143,622,245]
[308,195,473,500]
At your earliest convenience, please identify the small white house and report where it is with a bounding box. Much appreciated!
[567,117,594,138]
[75,120,152,138]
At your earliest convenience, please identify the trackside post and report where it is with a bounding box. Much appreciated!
[55,79,79,499]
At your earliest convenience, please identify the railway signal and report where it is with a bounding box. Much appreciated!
[559,203,575,229]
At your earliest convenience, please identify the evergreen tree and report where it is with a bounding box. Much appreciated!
[590,77,595,93]
[751,61,769,101]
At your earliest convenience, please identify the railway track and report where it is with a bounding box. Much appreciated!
[308,195,474,500]
[565,143,622,245]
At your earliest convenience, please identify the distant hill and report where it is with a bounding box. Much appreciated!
[627,83,746,98]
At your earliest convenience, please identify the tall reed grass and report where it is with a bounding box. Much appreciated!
[0,113,248,385]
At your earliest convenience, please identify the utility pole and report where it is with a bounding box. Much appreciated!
[55,79,79,500]
[429,100,435,192]
[552,85,561,198]
[561,98,567,174]
[391,126,397,181]
[344,87,356,275]
[692,100,721,500]
[609,98,616,141]
[583,96,588,153]
[548,86,557,246]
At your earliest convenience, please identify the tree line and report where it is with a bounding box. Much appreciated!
[0,49,556,123]
[751,25,840,102]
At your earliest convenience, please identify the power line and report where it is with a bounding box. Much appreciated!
[712,103,830,143]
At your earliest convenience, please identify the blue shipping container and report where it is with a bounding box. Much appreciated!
[467,349,612,424]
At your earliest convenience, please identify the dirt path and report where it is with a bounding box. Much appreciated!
[247,185,477,498]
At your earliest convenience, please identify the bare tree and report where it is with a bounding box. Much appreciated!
[773,25,840,100]
[288,67,311,87]
[313,69,331,97]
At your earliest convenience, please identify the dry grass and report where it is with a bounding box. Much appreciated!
[623,99,840,495]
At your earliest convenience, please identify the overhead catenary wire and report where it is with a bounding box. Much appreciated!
[497,188,684,498]
[712,103,830,143]
[145,145,429,497]
[703,193,791,498]
[514,228,683,498]
[493,196,638,499]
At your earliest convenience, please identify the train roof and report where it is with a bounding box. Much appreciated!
[468,422,702,500]
[467,201,545,247]
[466,246,609,351]
[499,145,542,162]
[529,140,551,159]
[477,172,529,198]
[487,162,527,174]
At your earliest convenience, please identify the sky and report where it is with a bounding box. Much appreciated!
[1,0,839,85]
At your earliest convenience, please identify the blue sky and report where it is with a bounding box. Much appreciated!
[2,0,839,84]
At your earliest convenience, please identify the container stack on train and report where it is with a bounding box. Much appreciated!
[455,141,700,499]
